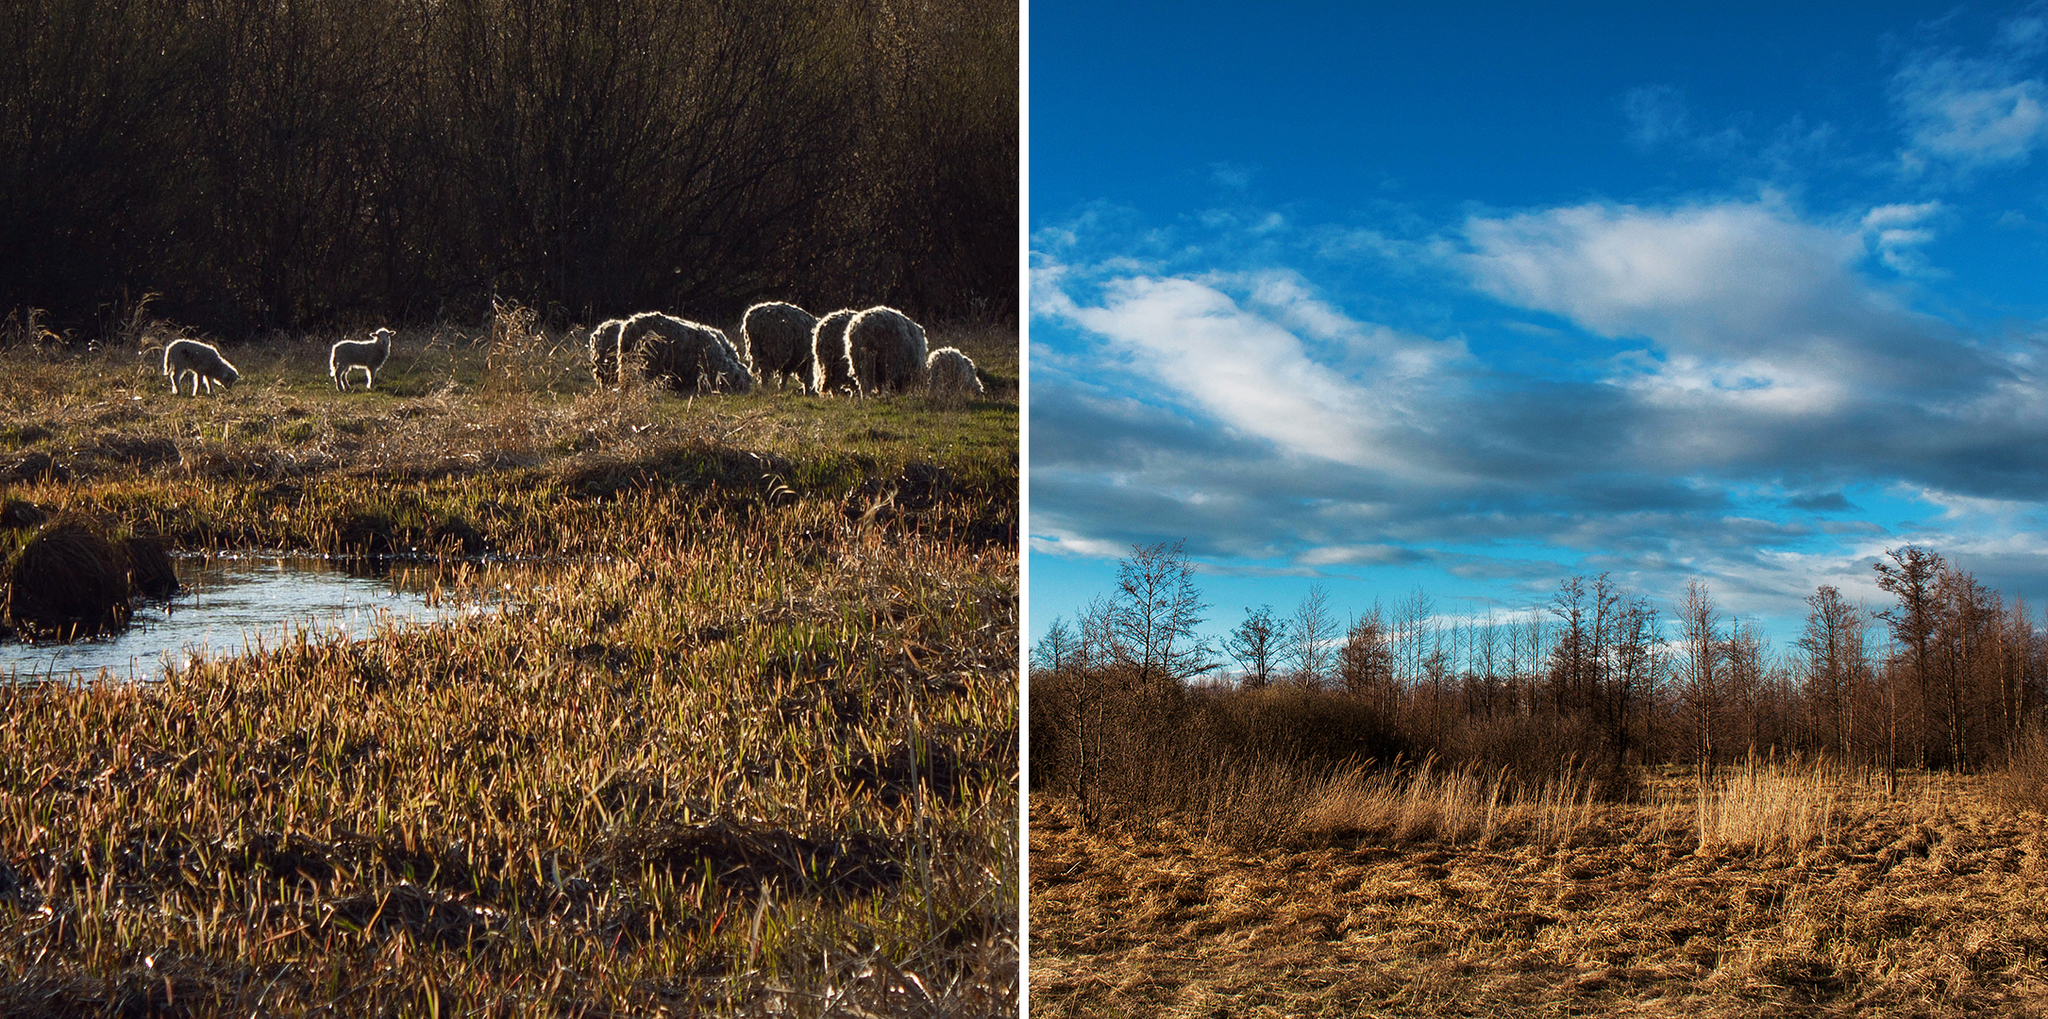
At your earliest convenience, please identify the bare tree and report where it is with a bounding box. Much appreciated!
[1095,541,1218,693]
[1797,585,1864,762]
[1474,609,1503,718]
[1032,616,1081,676]
[1286,584,1336,690]
[1223,605,1287,690]
[1679,578,1723,783]
[1611,597,1660,769]
[1392,588,1434,690]
[1875,546,1944,768]
[1337,605,1395,707]
[1723,620,1770,758]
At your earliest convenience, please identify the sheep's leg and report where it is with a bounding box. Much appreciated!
[365,368,374,391]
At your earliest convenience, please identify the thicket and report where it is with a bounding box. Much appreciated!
[1032,542,2048,830]
[0,0,1016,339]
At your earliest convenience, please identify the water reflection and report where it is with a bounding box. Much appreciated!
[0,555,496,683]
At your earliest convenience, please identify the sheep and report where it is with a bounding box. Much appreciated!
[618,311,754,394]
[162,338,239,396]
[587,318,629,387]
[742,301,821,393]
[846,306,929,396]
[330,327,393,392]
[810,309,861,396]
[925,346,984,397]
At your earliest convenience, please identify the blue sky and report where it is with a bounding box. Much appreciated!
[1029,2,2048,657]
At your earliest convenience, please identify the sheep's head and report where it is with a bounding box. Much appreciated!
[372,327,394,346]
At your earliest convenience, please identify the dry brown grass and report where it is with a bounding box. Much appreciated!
[1303,757,1604,849]
[1032,771,2048,1017]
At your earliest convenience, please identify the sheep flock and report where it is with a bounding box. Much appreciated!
[588,302,985,402]
[146,303,989,404]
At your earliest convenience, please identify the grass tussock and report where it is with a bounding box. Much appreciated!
[0,327,1018,1015]
[1694,756,1847,855]
[1302,757,1602,849]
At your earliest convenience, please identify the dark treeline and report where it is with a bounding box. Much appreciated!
[1,0,1016,339]
[1032,541,2048,822]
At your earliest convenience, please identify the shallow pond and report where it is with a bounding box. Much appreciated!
[0,555,500,683]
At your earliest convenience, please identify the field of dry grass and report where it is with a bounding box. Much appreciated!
[0,314,1018,1015]
[1031,767,2048,1017]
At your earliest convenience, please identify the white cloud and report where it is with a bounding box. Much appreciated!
[1463,201,1869,355]
[1895,53,2048,173]
[1860,201,1945,274]
[1037,265,1467,473]
[1029,530,1135,559]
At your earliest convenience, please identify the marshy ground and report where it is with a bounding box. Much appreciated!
[1030,769,2048,1018]
[0,314,1018,1015]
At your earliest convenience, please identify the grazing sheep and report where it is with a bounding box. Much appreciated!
[330,327,393,392]
[619,311,754,394]
[925,346,984,397]
[810,309,861,396]
[587,318,630,387]
[162,338,239,396]
[742,301,821,393]
[846,306,929,396]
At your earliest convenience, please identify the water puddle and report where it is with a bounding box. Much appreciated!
[1,555,503,683]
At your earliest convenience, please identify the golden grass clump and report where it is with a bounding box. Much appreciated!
[1301,757,1599,848]
[1693,755,1842,854]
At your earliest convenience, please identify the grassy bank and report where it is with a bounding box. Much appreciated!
[0,320,1018,1015]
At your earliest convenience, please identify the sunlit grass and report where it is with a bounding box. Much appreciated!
[0,331,1018,1015]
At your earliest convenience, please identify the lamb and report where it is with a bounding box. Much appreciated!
[330,327,393,392]
[925,346,984,397]
[162,339,239,396]
[810,309,861,396]
[587,318,629,387]
[742,301,821,393]
[618,311,754,394]
[846,306,929,396]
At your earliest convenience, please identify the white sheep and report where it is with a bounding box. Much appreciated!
[742,301,821,393]
[162,339,239,396]
[925,346,984,397]
[618,311,754,394]
[330,327,393,392]
[810,309,861,396]
[587,318,629,387]
[846,306,929,396]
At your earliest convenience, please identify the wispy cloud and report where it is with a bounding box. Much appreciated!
[1893,11,2048,175]
[1036,264,1468,474]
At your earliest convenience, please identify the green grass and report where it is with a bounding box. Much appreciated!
[0,315,1018,1015]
